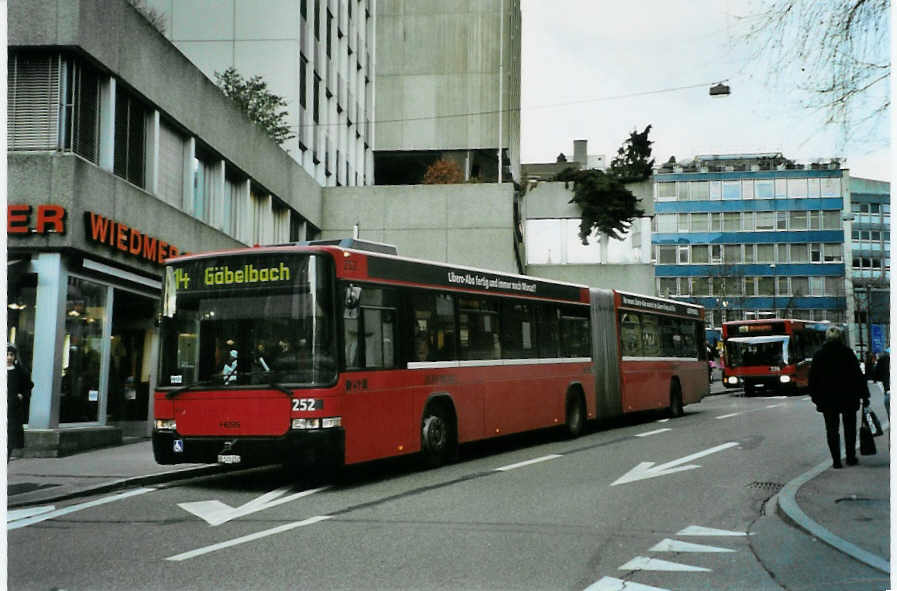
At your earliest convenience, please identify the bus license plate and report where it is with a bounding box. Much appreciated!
[217,454,241,464]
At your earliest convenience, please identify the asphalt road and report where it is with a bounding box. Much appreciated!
[8,390,888,591]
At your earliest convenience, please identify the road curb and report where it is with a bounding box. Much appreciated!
[7,465,229,509]
[775,458,890,574]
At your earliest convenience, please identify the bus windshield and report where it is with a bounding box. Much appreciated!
[158,253,336,388]
[725,336,788,368]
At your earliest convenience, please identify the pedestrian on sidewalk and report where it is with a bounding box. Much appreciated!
[7,344,33,461]
[809,326,870,469]
[874,348,890,415]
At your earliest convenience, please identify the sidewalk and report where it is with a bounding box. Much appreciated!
[6,391,891,576]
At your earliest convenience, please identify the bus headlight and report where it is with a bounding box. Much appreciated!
[155,419,176,431]
[779,375,792,383]
[726,376,739,385]
[292,417,341,430]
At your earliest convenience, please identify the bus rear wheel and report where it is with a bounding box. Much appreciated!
[565,393,586,438]
[669,381,684,418]
[421,404,456,468]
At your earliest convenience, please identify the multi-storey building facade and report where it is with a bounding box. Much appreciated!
[374,0,521,184]
[652,154,850,329]
[146,0,375,187]
[848,177,891,359]
[7,0,324,455]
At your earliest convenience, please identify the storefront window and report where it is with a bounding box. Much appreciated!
[108,289,156,423]
[60,277,106,423]
[7,270,37,372]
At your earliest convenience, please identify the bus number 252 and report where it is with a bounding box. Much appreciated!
[292,398,323,411]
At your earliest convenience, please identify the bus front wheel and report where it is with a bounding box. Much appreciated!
[669,381,684,418]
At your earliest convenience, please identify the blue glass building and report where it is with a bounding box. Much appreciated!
[652,153,849,329]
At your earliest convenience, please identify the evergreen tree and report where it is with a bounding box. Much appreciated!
[215,67,294,145]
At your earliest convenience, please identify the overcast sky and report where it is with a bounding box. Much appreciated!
[519,0,891,181]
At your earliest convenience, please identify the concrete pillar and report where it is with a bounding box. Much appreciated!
[29,253,67,428]
[146,110,160,194]
[98,77,116,172]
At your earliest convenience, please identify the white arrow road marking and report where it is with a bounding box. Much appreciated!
[7,505,55,522]
[611,442,739,486]
[179,485,329,526]
[634,428,671,438]
[8,488,154,530]
[649,538,735,553]
[677,525,753,536]
[584,576,670,590]
[166,515,332,561]
[618,556,710,572]
[495,454,562,472]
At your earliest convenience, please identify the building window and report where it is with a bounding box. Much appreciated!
[810,243,821,262]
[658,277,678,296]
[300,55,308,109]
[157,119,185,209]
[677,213,690,233]
[192,147,216,223]
[756,244,774,262]
[657,245,676,264]
[822,211,840,230]
[787,178,807,198]
[776,211,788,230]
[708,181,722,200]
[656,214,676,233]
[677,182,690,201]
[755,179,774,199]
[313,73,321,123]
[809,277,825,296]
[776,243,788,263]
[692,245,709,264]
[823,243,842,262]
[690,181,709,200]
[790,210,808,230]
[656,182,676,201]
[741,179,754,199]
[61,276,107,424]
[791,277,809,296]
[723,212,741,231]
[775,178,787,197]
[678,245,689,264]
[744,244,755,263]
[755,211,775,231]
[722,181,741,200]
[223,173,242,236]
[113,87,147,188]
[691,213,710,232]
[757,277,775,296]
[821,178,841,197]
[790,243,809,263]
[61,56,101,163]
[808,178,821,197]
[8,53,61,151]
[724,244,741,263]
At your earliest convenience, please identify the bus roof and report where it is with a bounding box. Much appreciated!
[165,242,592,304]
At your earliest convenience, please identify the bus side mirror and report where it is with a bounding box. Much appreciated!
[345,285,361,309]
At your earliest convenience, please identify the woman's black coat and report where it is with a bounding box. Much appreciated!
[809,340,869,412]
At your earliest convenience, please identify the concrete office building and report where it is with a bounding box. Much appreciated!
[8,0,323,455]
[146,0,375,187]
[847,177,891,359]
[519,139,654,294]
[374,0,521,185]
[652,153,851,329]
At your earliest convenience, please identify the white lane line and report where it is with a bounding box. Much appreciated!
[495,454,562,472]
[8,488,155,530]
[656,418,670,423]
[677,525,753,536]
[765,404,783,409]
[166,515,333,561]
[715,412,741,419]
[7,505,55,522]
[618,556,710,572]
[649,538,735,553]
[634,428,672,438]
[584,576,670,590]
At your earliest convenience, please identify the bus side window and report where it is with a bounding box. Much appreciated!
[361,288,398,369]
[560,307,590,358]
[537,305,560,359]
[459,297,501,361]
[411,292,456,362]
[502,302,537,359]
[621,312,642,357]
[641,315,660,357]
[343,285,362,370]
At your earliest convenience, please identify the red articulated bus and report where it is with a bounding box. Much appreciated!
[152,239,708,469]
[721,319,829,395]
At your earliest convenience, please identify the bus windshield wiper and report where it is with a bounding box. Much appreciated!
[166,379,219,399]
[228,369,294,397]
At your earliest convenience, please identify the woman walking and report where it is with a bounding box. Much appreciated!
[7,344,33,461]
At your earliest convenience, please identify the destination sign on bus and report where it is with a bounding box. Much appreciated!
[619,294,700,317]
[170,256,301,292]
[737,323,780,335]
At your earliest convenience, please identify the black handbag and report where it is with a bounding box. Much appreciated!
[860,419,877,456]
[865,408,884,437]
